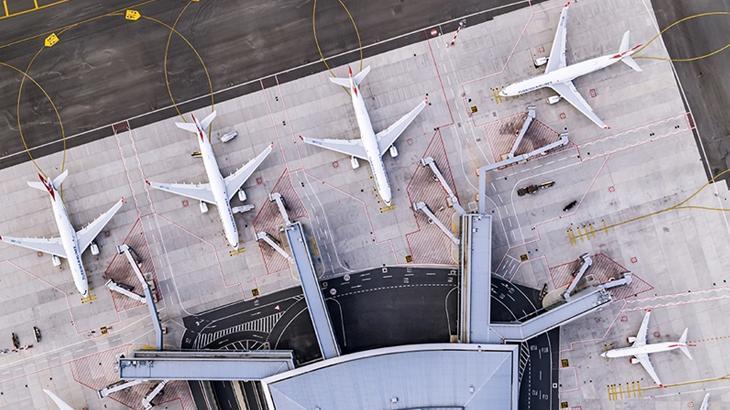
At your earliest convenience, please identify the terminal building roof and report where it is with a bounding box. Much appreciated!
[261,343,519,410]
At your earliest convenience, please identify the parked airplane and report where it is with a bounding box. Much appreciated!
[43,389,74,410]
[0,171,124,297]
[600,311,692,386]
[499,1,642,129]
[145,111,272,249]
[300,66,426,206]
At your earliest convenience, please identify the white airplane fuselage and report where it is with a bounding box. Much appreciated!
[601,341,687,359]
[48,189,89,296]
[350,86,393,205]
[195,122,239,249]
[502,53,626,96]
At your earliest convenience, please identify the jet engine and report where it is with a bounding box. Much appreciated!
[350,156,360,169]
[389,145,399,158]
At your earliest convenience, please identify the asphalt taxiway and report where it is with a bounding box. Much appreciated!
[0,0,542,168]
[652,0,730,185]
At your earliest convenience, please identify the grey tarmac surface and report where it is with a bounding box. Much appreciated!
[0,0,541,168]
[181,267,557,410]
[651,0,730,184]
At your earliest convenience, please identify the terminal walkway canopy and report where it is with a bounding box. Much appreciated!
[261,343,519,410]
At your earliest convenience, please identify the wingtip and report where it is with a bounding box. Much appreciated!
[144,179,151,186]
[120,196,126,204]
[298,135,304,141]
[564,1,571,7]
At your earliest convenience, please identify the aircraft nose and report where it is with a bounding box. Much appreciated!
[600,352,606,358]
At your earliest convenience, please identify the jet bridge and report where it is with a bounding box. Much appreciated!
[489,286,612,343]
[506,106,536,159]
[284,221,341,359]
[459,213,620,344]
[420,156,465,215]
[117,244,163,350]
[119,350,295,381]
[256,231,293,262]
[459,213,492,343]
[105,279,146,304]
[142,380,168,410]
[269,192,341,360]
[413,201,460,245]
[563,253,593,301]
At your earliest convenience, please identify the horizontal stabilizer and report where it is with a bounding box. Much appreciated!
[621,56,642,72]
[329,66,371,88]
[199,111,217,130]
[679,328,693,360]
[352,65,370,85]
[175,122,199,134]
[329,77,351,88]
[28,170,68,191]
[619,30,630,53]
[27,181,46,191]
[53,169,69,189]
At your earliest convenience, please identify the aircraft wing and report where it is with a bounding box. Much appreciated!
[376,100,426,156]
[632,311,651,347]
[545,2,569,73]
[147,180,216,204]
[300,136,368,160]
[700,393,710,410]
[635,353,662,386]
[549,81,608,129]
[43,389,74,410]
[77,198,124,253]
[225,144,273,201]
[0,235,66,258]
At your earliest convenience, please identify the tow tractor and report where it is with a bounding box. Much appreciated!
[517,181,555,196]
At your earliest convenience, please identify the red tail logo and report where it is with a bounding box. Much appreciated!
[348,66,358,96]
[39,173,55,201]
[191,114,205,142]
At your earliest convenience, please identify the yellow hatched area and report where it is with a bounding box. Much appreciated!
[606,381,642,401]
[1,0,67,20]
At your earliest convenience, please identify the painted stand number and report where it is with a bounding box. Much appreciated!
[44,33,59,48]
[125,9,141,21]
